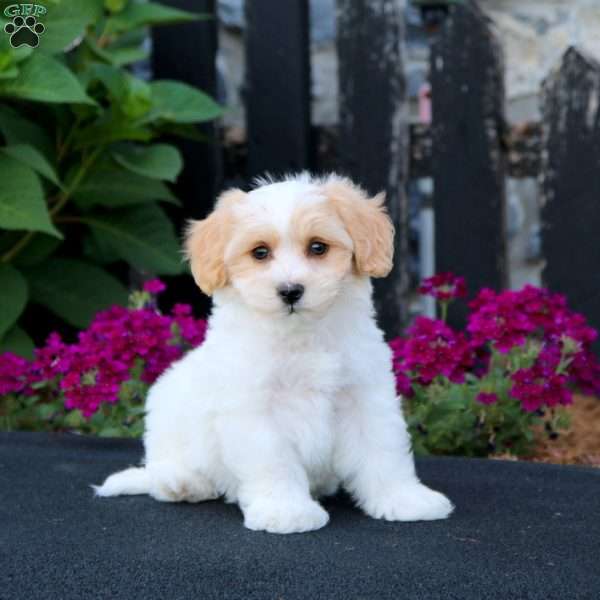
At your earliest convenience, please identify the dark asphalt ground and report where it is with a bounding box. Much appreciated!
[1,431,600,600]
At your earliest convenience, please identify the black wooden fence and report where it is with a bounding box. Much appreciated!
[152,0,600,345]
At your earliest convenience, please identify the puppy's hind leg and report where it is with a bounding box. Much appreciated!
[145,462,218,503]
[94,463,218,504]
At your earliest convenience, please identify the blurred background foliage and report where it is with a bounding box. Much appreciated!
[0,0,222,357]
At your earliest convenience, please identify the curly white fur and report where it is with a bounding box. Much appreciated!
[95,174,453,534]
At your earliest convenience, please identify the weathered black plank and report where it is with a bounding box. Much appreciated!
[337,0,410,338]
[541,48,600,351]
[244,1,311,178]
[151,0,221,314]
[430,0,507,324]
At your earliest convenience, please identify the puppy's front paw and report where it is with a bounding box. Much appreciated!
[363,482,454,522]
[243,498,329,534]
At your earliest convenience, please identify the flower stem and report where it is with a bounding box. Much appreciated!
[1,232,35,264]
[440,301,448,323]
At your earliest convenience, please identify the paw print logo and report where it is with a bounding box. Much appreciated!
[4,15,45,48]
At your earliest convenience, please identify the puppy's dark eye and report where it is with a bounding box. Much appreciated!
[308,241,328,256]
[252,246,270,260]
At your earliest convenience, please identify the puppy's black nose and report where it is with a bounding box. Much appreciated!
[277,283,305,305]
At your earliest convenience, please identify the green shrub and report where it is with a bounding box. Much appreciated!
[0,0,222,357]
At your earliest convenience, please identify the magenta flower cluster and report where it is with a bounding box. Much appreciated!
[418,272,467,302]
[0,282,206,418]
[391,276,600,413]
[391,317,473,392]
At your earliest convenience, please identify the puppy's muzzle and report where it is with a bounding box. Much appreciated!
[277,283,305,306]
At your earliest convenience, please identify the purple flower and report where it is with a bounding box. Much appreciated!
[5,292,209,418]
[393,279,600,417]
[467,288,536,353]
[0,352,31,395]
[569,349,600,397]
[510,346,573,412]
[476,392,498,405]
[143,279,166,294]
[467,285,599,355]
[391,317,473,386]
[172,304,208,347]
[418,273,467,302]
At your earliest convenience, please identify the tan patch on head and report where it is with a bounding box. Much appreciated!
[184,189,245,295]
[289,200,354,276]
[225,225,281,281]
[321,177,394,278]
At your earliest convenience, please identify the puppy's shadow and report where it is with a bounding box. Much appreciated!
[321,489,363,525]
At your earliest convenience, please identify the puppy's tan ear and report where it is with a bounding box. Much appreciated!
[184,189,244,295]
[324,178,394,278]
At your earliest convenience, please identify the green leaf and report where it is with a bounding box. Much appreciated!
[82,230,120,265]
[0,264,27,338]
[84,37,148,67]
[84,64,152,119]
[35,403,58,421]
[0,53,95,104]
[40,0,104,54]
[1,144,60,186]
[156,122,210,143]
[105,0,128,14]
[105,2,204,34]
[0,325,34,359]
[25,258,128,328]
[74,111,153,148]
[148,80,223,124]
[13,233,61,267]
[73,164,178,208]
[98,426,123,437]
[79,205,183,275]
[64,409,84,428]
[121,76,152,119]
[0,105,54,158]
[0,155,62,238]
[108,27,147,49]
[0,65,18,80]
[111,143,183,182]
[103,45,149,67]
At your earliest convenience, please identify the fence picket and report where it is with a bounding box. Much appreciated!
[430,0,508,325]
[245,1,311,179]
[541,47,600,351]
[337,0,410,338]
[151,0,221,313]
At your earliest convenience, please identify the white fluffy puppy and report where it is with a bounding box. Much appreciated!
[95,174,453,533]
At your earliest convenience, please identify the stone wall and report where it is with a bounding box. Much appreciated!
[480,0,600,119]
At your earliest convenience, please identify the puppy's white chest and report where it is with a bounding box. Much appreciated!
[270,345,341,399]
[268,347,341,470]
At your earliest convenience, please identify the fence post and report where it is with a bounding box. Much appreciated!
[245,1,311,179]
[430,0,507,325]
[541,48,600,351]
[337,0,410,338]
[151,0,221,314]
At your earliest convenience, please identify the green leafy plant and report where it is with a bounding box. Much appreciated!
[0,0,222,357]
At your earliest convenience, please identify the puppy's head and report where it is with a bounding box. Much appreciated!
[185,174,394,316]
